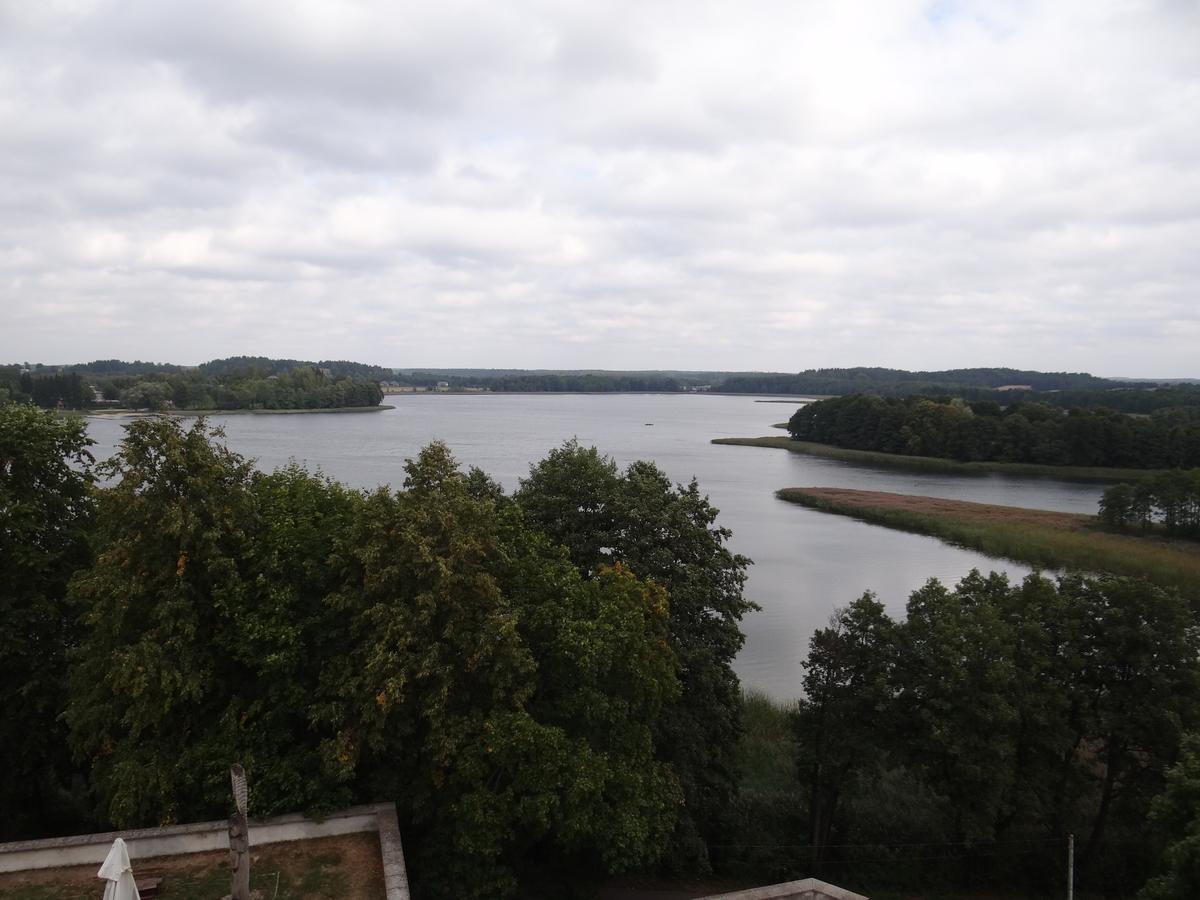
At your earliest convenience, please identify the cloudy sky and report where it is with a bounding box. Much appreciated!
[2,0,1197,375]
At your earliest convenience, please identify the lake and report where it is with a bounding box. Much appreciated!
[83,394,1104,701]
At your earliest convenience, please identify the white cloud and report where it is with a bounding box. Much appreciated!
[0,0,1197,375]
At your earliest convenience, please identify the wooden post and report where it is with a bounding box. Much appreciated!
[229,764,250,900]
[1067,833,1074,900]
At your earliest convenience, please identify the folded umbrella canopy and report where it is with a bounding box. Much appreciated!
[97,837,141,900]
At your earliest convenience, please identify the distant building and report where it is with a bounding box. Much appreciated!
[435,381,450,392]
[994,384,1033,392]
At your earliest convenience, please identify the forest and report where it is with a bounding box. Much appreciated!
[1100,469,1200,537]
[5,403,1200,898]
[1,406,750,898]
[732,573,1200,900]
[0,359,385,410]
[400,371,689,392]
[787,394,1200,469]
[715,366,1129,396]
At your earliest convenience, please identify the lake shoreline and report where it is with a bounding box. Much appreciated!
[777,487,1200,598]
[713,435,1156,483]
[80,405,395,419]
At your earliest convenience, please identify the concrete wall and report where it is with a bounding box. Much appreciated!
[699,878,868,900]
[0,802,407,900]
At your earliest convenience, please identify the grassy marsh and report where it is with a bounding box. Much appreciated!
[777,487,1200,599]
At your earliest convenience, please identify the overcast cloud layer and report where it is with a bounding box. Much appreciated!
[2,0,1197,375]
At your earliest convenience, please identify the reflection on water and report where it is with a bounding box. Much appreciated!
[84,394,1104,700]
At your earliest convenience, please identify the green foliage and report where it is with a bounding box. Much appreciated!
[327,444,681,896]
[516,441,755,872]
[1101,470,1200,537]
[782,571,1200,896]
[2,357,388,411]
[716,366,1125,396]
[788,394,1200,469]
[796,594,899,865]
[107,366,385,411]
[0,404,96,837]
[713,691,806,883]
[65,417,265,825]
[776,487,1200,601]
[399,371,686,392]
[1141,735,1200,900]
[57,428,684,897]
[196,356,394,381]
[0,370,89,408]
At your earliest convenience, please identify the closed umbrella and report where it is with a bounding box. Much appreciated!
[97,837,141,900]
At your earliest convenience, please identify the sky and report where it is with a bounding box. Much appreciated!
[1,0,1198,376]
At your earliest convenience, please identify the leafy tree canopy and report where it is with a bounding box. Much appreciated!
[516,441,755,871]
[60,422,687,898]
[0,404,96,837]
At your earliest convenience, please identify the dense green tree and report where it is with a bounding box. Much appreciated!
[894,571,1020,842]
[516,442,754,871]
[63,428,682,897]
[794,593,897,867]
[3,371,90,409]
[1140,734,1200,900]
[306,443,683,897]
[1103,470,1200,537]
[782,571,1200,895]
[119,380,173,411]
[1062,575,1200,873]
[788,394,1200,469]
[0,404,97,837]
[65,417,263,825]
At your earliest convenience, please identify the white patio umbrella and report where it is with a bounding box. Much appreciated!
[97,837,141,900]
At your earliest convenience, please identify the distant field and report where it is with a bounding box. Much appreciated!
[713,435,1159,483]
[777,487,1200,599]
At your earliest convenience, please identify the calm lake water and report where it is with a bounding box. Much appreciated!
[83,394,1104,701]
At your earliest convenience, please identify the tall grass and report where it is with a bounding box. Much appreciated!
[778,488,1200,600]
[713,436,1162,483]
[738,689,799,793]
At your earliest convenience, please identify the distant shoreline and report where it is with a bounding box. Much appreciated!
[712,435,1159,483]
[381,390,818,399]
[81,405,395,419]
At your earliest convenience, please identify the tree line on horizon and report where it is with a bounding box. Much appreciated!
[11,357,1199,406]
[787,394,1200,469]
[0,361,384,411]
